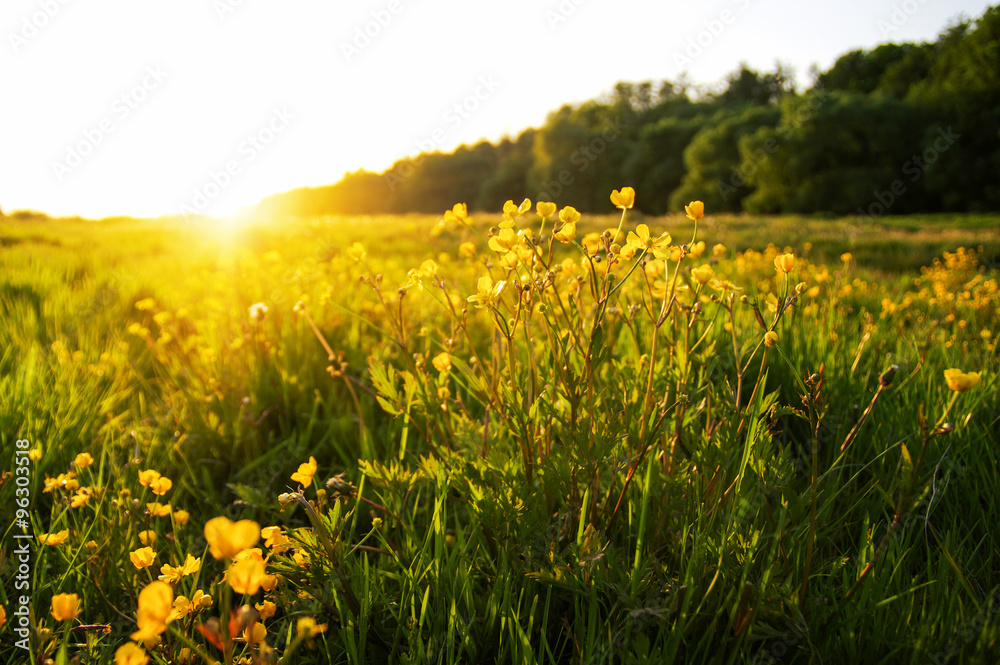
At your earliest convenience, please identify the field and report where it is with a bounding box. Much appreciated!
[1,201,998,664]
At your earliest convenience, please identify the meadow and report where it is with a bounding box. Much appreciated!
[1,196,998,664]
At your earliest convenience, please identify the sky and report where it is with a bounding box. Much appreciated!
[0,0,993,219]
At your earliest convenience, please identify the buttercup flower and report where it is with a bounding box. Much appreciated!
[943,369,981,392]
[138,530,157,545]
[432,352,452,373]
[625,224,672,258]
[537,201,556,218]
[297,616,328,638]
[146,502,172,517]
[228,557,267,595]
[685,200,704,221]
[764,331,779,348]
[468,276,505,310]
[774,253,795,274]
[74,452,94,468]
[40,529,69,546]
[501,198,531,226]
[256,600,277,620]
[204,517,260,559]
[443,203,468,223]
[290,457,318,488]
[131,581,173,646]
[115,642,148,665]
[51,593,80,621]
[691,265,715,285]
[173,509,190,526]
[159,554,202,584]
[488,228,520,254]
[130,547,156,569]
[610,187,635,210]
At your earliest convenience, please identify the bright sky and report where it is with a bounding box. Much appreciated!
[1,0,993,219]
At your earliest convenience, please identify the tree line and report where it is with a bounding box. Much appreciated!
[255,6,1000,218]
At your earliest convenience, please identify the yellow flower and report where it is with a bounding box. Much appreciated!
[228,557,267,595]
[684,200,704,221]
[458,241,477,258]
[244,622,267,644]
[774,253,795,275]
[261,527,291,554]
[501,198,531,225]
[713,243,727,258]
[130,547,156,569]
[173,509,190,525]
[138,530,157,546]
[51,593,80,621]
[610,187,635,210]
[70,488,92,508]
[558,206,581,225]
[131,581,173,645]
[688,241,706,258]
[115,642,148,665]
[443,203,468,223]
[467,276,505,310]
[432,352,452,373]
[536,201,557,218]
[290,456,318,488]
[625,224,672,258]
[346,242,366,261]
[74,452,94,469]
[204,517,261,559]
[248,303,269,322]
[554,220,576,243]
[146,502,172,517]
[488,228,520,254]
[0,605,6,629]
[158,553,202,584]
[296,617,328,638]
[138,469,160,488]
[29,448,43,461]
[764,331,779,348]
[39,529,69,546]
[841,252,853,263]
[691,265,715,285]
[134,298,157,311]
[256,600,277,620]
[943,369,981,392]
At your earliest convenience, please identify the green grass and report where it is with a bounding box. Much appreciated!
[1,209,998,664]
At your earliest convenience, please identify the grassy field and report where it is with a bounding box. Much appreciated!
[1,201,998,664]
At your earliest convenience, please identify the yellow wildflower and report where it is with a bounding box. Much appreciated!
[684,200,704,221]
[204,517,260,559]
[290,456,318,488]
[51,593,80,621]
[610,187,635,210]
[943,369,981,392]
[130,547,156,569]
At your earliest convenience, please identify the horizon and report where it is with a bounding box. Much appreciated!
[1,0,994,220]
